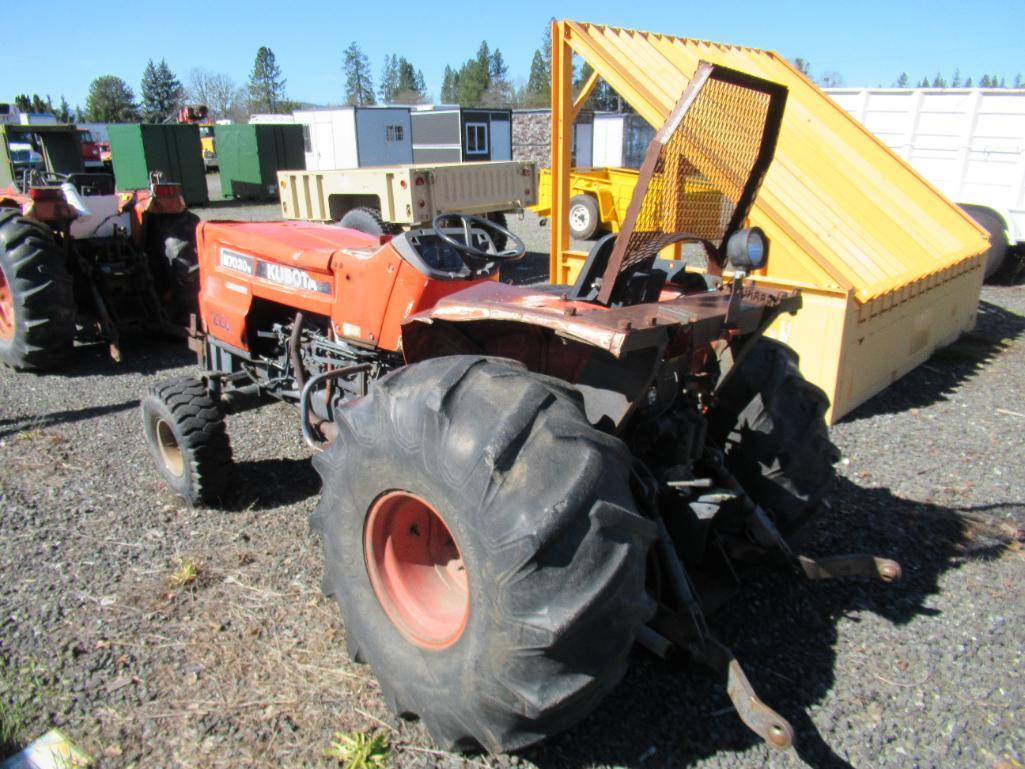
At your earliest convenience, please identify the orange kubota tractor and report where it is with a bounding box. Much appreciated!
[142,65,900,754]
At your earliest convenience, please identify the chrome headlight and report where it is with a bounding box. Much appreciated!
[725,227,768,271]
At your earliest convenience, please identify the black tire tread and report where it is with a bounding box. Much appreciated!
[709,338,839,536]
[0,209,75,370]
[143,377,232,505]
[311,356,655,753]
[338,206,399,236]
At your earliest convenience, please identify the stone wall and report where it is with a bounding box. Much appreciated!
[512,110,593,167]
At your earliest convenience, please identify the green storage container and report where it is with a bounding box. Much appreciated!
[216,124,305,199]
[107,124,208,206]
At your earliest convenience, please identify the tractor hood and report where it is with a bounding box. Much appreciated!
[197,220,381,275]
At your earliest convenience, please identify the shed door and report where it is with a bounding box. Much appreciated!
[313,122,335,170]
[490,116,511,160]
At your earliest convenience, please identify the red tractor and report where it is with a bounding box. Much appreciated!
[0,123,198,369]
[142,65,900,754]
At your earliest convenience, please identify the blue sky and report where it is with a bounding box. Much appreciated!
[3,0,1022,109]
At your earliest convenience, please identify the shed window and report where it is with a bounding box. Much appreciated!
[302,125,312,153]
[386,125,404,142]
[465,122,488,155]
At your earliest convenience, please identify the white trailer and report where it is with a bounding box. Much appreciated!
[826,87,1025,276]
[591,113,655,170]
[290,107,412,171]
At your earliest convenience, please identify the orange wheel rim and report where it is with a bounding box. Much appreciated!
[0,265,14,341]
[364,491,470,649]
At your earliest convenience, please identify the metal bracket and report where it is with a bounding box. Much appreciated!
[748,504,902,583]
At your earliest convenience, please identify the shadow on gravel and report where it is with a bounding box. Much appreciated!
[226,457,321,511]
[843,300,1025,422]
[501,251,553,285]
[0,399,139,440]
[523,477,1013,769]
[47,340,195,379]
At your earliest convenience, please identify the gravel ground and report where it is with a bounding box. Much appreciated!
[1,186,1022,768]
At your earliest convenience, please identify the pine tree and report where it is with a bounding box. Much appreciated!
[980,75,991,87]
[964,77,973,87]
[85,76,139,122]
[55,96,73,123]
[932,73,947,88]
[999,76,1006,88]
[440,65,459,103]
[918,76,930,87]
[526,50,549,105]
[141,58,184,122]
[951,69,962,87]
[895,72,909,87]
[13,95,31,112]
[379,54,399,103]
[248,46,288,113]
[456,41,493,106]
[1015,74,1024,88]
[343,42,375,106]
[489,49,508,82]
[394,58,427,103]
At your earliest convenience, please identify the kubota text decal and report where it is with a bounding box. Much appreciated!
[219,248,331,295]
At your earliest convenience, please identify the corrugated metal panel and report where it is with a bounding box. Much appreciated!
[561,21,989,302]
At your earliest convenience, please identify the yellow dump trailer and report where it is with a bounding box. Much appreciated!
[533,167,639,237]
[548,21,990,422]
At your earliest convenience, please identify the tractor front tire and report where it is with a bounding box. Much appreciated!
[311,356,656,753]
[141,377,232,506]
[0,210,75,370]
[708,339,839,537]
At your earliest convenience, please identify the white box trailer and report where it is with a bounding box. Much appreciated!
[827,87,1025,275]
[290,107,412,171]
[591,113,655,170]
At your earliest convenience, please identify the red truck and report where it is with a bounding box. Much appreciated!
[77,128,103,169]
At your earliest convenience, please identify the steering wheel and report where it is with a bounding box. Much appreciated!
[431,213,526,263]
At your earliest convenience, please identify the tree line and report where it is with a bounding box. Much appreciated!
[17,31,1025,126]
[894,71,1024,88]
[341,20,627,111]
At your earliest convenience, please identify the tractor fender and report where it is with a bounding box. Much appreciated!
[401,314,664,428]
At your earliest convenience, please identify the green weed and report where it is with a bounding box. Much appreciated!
[325,729,391,768]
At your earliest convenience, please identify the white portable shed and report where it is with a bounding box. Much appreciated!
[292,107,412,171]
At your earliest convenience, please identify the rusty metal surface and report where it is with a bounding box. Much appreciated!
[404,281,799,358]
[597,63,787,305]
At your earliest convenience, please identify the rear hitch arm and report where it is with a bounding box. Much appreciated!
[748,505,902,583]
[647,518,796,750]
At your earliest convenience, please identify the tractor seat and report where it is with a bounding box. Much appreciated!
[568,233,618,302]
[65,173,116,197]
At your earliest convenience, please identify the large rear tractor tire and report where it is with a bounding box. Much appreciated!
[141,377,232,506]
[311,356,656,752]
[708,339,839,537]
[0,210,75,371]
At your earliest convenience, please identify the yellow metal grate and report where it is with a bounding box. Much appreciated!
[600,64,785,303]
